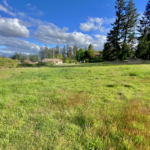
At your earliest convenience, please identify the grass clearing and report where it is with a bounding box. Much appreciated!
[0,63,150,149]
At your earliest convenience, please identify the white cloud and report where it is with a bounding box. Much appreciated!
[93,35,107,49]
[80,17,104,32]
[0,17,30,37]
[94,34,104,38]
[3,0,12,10]
[18,12,27,18]
[0,4,16,16]
[34,24,107,50]
[80,17,115,32]
[0,36,40,53]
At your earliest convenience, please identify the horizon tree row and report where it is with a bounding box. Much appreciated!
[38,44,102,63]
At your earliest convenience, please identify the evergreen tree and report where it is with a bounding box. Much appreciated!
[67,47,73,59]
[103,42,117,60]
[39,47,45,60]
[62,45,66,58]
[73,45,78,59]
[106,0,126,60]
[87,44,95,59]
[137,0,150,59]
[85,46,87,51]
[138,1,150,35]
[55,45,59,55]
[66,44,69,55]
[122,0,139,60]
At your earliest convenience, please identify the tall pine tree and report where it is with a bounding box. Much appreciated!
[137,0,150,59]
[122,0,139,60]
[105,0,126,60]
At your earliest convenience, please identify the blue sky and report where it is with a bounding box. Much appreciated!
[0,0,148,55]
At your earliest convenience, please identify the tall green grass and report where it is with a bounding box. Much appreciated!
[0,63,150,149]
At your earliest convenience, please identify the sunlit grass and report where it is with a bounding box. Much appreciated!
[0,63,150,149]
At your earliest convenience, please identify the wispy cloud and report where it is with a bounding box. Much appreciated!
[27,3,44,16]
[27,3,31,6]
[18,12,27,18]
[0,4,16,16]
[3,0,12,10]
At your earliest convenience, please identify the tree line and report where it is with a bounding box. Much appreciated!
[10,53,41,62]
[103,0,150,61]
[10,44,102,63]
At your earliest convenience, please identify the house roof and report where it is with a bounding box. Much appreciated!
[42,59,62,62]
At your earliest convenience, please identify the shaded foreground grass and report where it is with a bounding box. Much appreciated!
[0,63,150,149]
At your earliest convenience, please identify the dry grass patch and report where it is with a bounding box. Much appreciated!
[118,100,150,148]
[55,89,89,108]
[67,92,88,107]
[0,75,11,79]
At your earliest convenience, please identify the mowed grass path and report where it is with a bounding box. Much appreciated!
[0,63,150,149]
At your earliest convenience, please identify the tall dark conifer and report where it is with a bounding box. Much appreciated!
[62,45,66,58]
[122,0,139,59]
[137,0,150,59]
[73,45,78,59]
[106,0,126,60]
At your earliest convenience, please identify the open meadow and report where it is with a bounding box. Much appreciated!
[0,63,150,149]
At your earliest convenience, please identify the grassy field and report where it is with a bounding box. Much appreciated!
[0,63,150,149]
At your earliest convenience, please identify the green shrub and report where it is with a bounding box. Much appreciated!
[17,64,34,67]
[85,59,89,63]
[69,59,74,63]
[0,57,18,68]
[37,62,47,66]
[89,57,103,63]
[48,61,56,66]
[65,60,69,64]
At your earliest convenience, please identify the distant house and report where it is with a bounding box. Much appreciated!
[95,52,102,58]
[24,60,35,64]
[42,59,63,65]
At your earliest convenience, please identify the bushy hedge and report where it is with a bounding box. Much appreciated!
[89,57,103,63]
[36,61,56,66]
[0,57,18,68]
[17,61,56,67]
[17,64,35,67]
